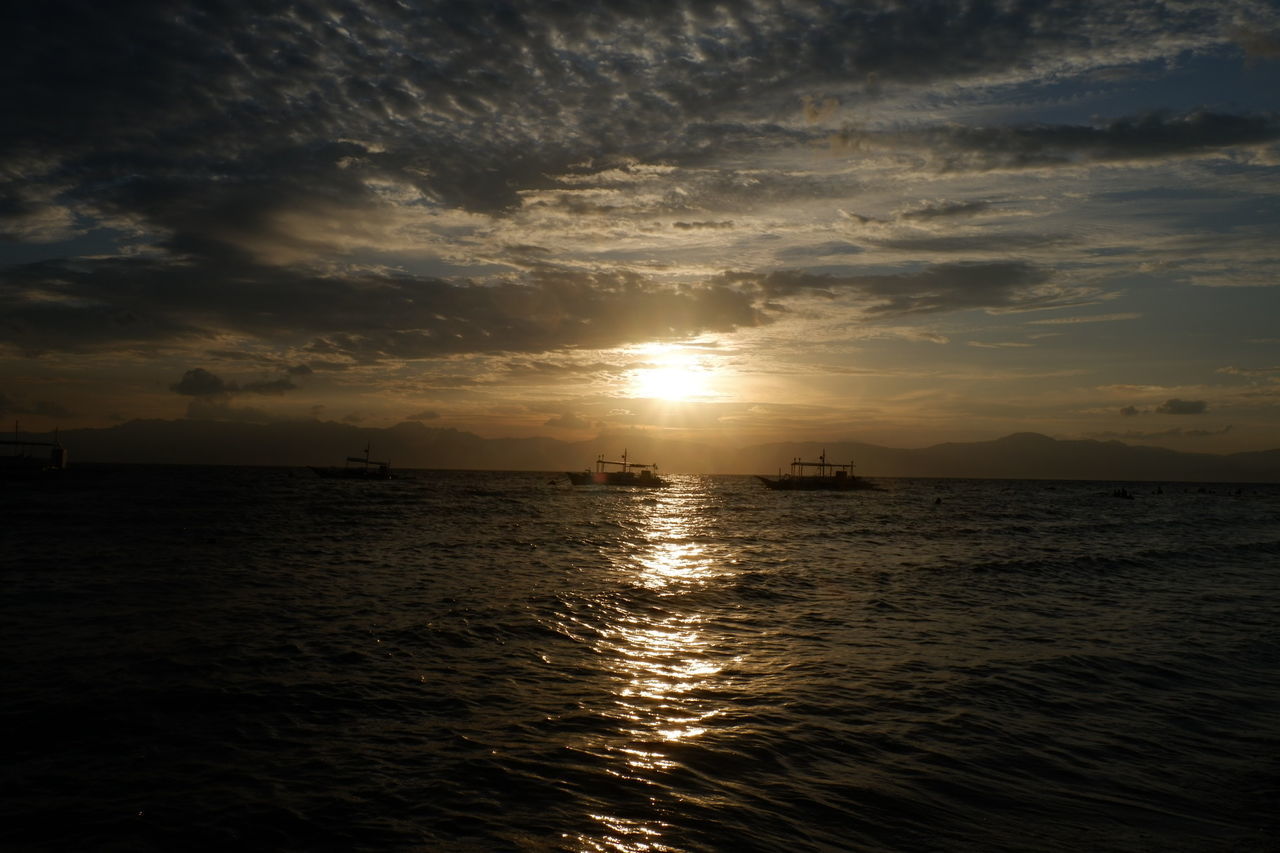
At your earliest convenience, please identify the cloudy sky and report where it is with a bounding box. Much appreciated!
[4,0,1279,453]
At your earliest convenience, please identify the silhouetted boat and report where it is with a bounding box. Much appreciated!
[568,450,667,487]
[310,444,392,479]
[1,425,68,476]
[757,452,877,491]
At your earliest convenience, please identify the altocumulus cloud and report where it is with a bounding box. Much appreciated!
[5,1,1273,253]
[2,0,1279,398]
[7,0,1111,240]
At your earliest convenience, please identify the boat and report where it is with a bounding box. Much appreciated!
[757,452,878,491]
[568,450,667,487]
[310,444,392,479]
[1,425,69,476]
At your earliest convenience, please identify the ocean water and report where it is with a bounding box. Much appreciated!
[4,467,1279,852]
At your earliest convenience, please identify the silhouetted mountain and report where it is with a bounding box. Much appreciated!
[24,421,1280,483]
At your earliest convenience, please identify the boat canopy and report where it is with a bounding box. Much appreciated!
[783,451,854,478]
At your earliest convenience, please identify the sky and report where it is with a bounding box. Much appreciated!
[3,0,1280,454]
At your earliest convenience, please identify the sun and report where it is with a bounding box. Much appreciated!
[627,344,716,402]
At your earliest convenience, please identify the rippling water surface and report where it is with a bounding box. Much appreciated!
[5,467,1279,851]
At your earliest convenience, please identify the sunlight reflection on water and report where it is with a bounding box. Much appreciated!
[572,482,739,852]
[9,470,1280,851]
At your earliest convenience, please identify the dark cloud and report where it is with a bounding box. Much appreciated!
[895,201,993,221]
[3,0,1257,242]
[499,359,624,384]
[406,410,440,421]
[1156,398,1208,415]
[169,367,298,421]
[90,156,395,265]
[722,261,1077,316]
[204,350,284,365]
[1,4,1262,254]
[776,242,865,260]
[4,0,1276,438]
[1120,400,1213,417]
[305,360,353,372]
[2,258,767,358]
[839,111,1280,172]
[841,200,1072,254]
[301,270,768,361]
[673,221,735,230]
[528,194,620,218]
[171,368,232,397]
[869,233,1075,253]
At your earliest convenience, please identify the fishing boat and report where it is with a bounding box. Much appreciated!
[757,452,877,491]
[310,444,392,479]
[1,424,68,476]
[568,450,667,487]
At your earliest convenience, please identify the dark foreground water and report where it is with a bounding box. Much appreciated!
[4,467,1279,852]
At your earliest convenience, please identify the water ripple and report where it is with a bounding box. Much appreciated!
[4,469,1279,851]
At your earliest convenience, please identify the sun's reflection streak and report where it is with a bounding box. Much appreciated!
[569,814,681,853]
[636,541,711,590]
[568,481,743,852]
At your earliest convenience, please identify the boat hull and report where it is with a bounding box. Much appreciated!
[310,466,392,480]
[757,475,877,491]
[568,471,667,487]
[0,457,66,477]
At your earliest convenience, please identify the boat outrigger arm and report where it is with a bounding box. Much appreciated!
[2,423,69,470]
[347,455,390,467]
[757,449,877,491]
[567,448,668,487]
[592,449,658,475]
[783,451,854,478]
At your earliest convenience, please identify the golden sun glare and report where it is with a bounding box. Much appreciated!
[627,344,717,401]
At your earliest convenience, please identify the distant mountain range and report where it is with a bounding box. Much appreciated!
[21,419,1280,483]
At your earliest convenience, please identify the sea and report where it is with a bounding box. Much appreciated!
[4,466,1279,852]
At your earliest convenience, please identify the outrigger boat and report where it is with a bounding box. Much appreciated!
[1,424,68,476]
[310,443,392,479]
[568,450,667,487]
[757,451,878,491]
